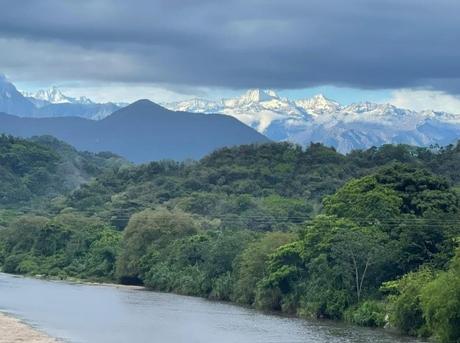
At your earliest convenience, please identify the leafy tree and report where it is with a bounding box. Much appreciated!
[323,175,402,222]
[331,226,388,302]
[233,231,295,305]
[255,241,304,312]
[116,208,198,283]
[84,229,122,278]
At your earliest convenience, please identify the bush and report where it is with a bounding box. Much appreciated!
[174,265,206,296]
[3,254,25,273]
[232,231,294,305]
[209,272,233,301]
[344,300,386,327]
[298,287,350,320]
[385,268,434,336]
[143,262,175,292]
[420,248,460,343]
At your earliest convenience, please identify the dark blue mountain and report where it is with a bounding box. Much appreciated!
[0,99,269,163]
[35,102,121,119]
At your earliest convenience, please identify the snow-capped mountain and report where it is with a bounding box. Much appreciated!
[165,89,460,152]
[0,74,36,116]
[23,86,94,108]
[23,86,122,119]
[3,71,460,153]
[295,94,341,116]
[0,76,122,119]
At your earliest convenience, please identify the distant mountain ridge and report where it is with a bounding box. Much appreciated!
[0,75,122,119]
[23,86,94,107]
[2,73,460,152]
[165,89,460,152]
[0,99,269,163]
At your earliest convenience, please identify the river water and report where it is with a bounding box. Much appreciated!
[0,273,422,343]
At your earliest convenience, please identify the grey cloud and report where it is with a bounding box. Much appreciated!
[1,0,460,92]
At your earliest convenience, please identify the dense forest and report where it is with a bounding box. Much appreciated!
[0,135,126,209]
[0,136,459,342]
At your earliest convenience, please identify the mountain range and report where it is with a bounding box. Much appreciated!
[165,89,460,152]
[2,74,460,153]
[0,99,269,163]
[0,74,121,119]
[23,86,94,107]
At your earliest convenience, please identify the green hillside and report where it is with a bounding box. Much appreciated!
[0,134,126,210]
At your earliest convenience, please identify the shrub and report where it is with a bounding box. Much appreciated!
[345,300,386,327]
[385,268,434,337]
[209,272,233,301]
[420,248,460,343]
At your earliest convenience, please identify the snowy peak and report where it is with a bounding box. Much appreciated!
[164,88,460,153]
[239,89,280,103]
[170,98,221,113]
[165,89,460,125]
[295,94,341,115]
[342,102,419,120]
[33,87,72,104]
[24,86,95,106]
[343,102,381,113]
[0,74,121,119]
[420,110,460,124]
[76,96,94,105]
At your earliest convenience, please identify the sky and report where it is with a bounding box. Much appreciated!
[2,0,460,112]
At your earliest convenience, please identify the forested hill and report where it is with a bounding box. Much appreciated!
[64,141,460,228]
[0,134,127,208]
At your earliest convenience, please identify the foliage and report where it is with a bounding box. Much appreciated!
[383,267,435,336]
[256,215,391,319]
[384,247,460,342]
[116,208,199,283]
[0,138,460,342]
[0,213,121,281]
[323,175,402,221]
[232,231,295,305]
[140,229,257,299]
[0,134,126,209]
[420,247,460,343]
[344,300,386,327]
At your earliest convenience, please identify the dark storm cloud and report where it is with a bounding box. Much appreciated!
[1,0,460,92]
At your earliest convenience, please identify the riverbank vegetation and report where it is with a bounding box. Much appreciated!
[0,136,459,342]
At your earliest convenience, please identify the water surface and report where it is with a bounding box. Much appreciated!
[0,273,422,343]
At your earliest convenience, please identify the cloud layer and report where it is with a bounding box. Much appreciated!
[389,89,460,114]
[1,0,460,93]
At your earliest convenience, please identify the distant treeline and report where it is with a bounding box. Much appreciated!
[0,137,459,342]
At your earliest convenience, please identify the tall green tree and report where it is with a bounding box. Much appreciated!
[116,208,198,283]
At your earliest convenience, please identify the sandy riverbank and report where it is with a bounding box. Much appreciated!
[27,274,145,291]
[0,312,58,343]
